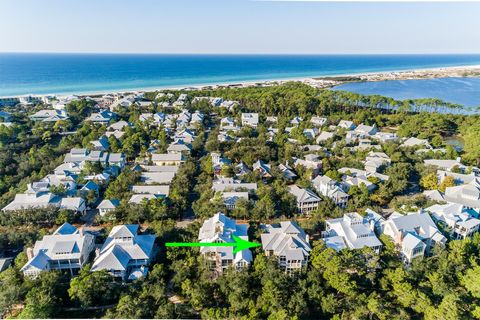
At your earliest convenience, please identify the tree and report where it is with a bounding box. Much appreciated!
[68,266,120,308]
[0,267,25,317]
[439,176,455,192]
[18,271,66,319]
[420,172,438,190]
[462,122,480,165]
[461,264,480,298]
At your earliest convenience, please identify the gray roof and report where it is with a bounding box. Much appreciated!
[261,221,311,261]
[385,212,445,242]
[92,225,155,274]
[140,172,176,185]
[97,199,120,210]
[151,153,184,162]
[288,185,321,204]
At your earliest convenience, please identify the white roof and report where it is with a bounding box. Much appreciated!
[21,224,94,272]
[198,213,253,264]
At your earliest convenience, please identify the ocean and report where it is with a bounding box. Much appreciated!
[1,53,480,97]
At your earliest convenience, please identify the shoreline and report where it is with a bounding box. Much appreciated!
[2,64,480,99]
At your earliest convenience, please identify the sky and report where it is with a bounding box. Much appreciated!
[0,0,479,54]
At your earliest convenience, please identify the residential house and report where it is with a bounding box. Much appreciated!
[212,177,257,193]
[2,183,61,211]
[29,109,69,122]
[241,113,259,128]
[90,136,110,151]
[293,154,322,177]
[316,131,335,144]
[86,110,115,124]
[21,223,95,277]
[59,197,87,214]
[372,132,398,143]
[167,140,192,155]
[382,212,447,263]
[174,129,196,144]
[221,192,250,210]
[401,137,432,149]
[310,116,327,127]
[364,151,391,173]
[151,153,185,166]
[220,117,236,129]
[303,128,319,140]
[260,221,311,275]
[253,160,272,178]
[424,158,467,173]
[198,213,253,274]
[322,212,382,253]
[354,123,378,137]
[140,172,176,185]
[279,163,297,181]
[312,175,349,208]
[107,120,132,132]
[338,120,356,130]
[129,185,170,203]
[443,179,480,210]
[91,225,155,280]
[97,199,120,216]
[290,117,303,125]
[288,185,321,214]
[426,203,480,239]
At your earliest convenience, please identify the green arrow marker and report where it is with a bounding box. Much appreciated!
[166,235,261,253]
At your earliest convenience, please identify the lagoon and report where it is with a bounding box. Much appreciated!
[333,77,480,109]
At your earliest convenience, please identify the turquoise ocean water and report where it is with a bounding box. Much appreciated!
[1,53,480,100]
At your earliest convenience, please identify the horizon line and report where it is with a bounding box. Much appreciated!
[1,51,480,56]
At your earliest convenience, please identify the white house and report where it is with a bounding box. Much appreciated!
[323,212,382,253]
[151,153,186,166]
[425,178,480,211]
[241,113,259,128]
[21,223,95,278]
[198,213,253,274]
[91,225,156,281]
[316,131,335,144]
[312,175,349,208]
[288,185,321,214]
[253,160,272,178]
[354,123,378,137]
[426,203,480,239]
[29,109,69,122]
[86,110,115,124]
[338,120,356,130]
[364,151,391,173]
[382,212,447,263]
[260,221,311,275]
[310,116,327,127]
[401,137,432,149]
[97,199,120,216]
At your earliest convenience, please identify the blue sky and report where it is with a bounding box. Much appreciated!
[0,0,479,54]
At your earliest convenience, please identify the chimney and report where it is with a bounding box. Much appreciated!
[26,247,34,260]
[395,229,404,244]
[95,247,100,258]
